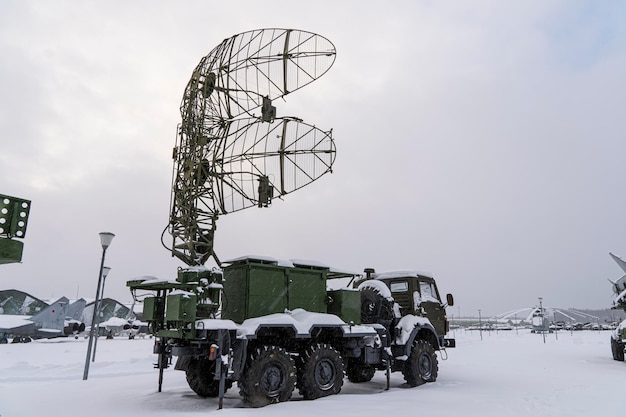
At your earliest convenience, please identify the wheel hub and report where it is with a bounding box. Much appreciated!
[314,359,336,390]
[418,353,432,379]
[261,364,285,396]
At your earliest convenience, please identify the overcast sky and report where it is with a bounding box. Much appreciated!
[1,1,625,317]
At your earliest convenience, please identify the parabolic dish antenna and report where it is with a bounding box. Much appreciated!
[165,28,337,266]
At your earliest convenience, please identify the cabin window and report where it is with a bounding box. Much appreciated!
[390,281,408,292]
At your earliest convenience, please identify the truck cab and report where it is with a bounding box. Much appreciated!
[355,269,455,348]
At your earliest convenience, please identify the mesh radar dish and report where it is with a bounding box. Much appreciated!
[166,28,337,266]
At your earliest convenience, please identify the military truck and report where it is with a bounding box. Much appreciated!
[127,256,454,408]
[126,29,455,408]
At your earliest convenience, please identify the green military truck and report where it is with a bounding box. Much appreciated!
[126,28,455,409]
[127,256,455,408]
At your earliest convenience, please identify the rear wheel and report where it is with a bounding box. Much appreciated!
[185,357,231,397]
[239,345,296,407]
[297,343,344,399]
[345,358,375,383]
[402,339,438,387]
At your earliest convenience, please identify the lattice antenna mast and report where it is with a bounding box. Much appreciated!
[166,28,337,266]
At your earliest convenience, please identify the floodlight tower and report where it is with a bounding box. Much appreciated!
[0,194,31,264]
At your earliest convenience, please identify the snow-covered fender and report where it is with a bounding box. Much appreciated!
[392,315,440,359]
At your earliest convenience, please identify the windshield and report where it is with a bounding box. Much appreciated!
[419,281,441,303]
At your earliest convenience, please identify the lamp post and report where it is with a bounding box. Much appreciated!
[539,297,546,343]
[91,265,111,362]
[478,309,483,341]
[83,232,115,380]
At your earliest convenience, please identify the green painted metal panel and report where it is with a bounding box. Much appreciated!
[165,293,197,322]
[142,296,164,322]
[158,329,185,339]
[327,289,361,324]
[0,238,23,264]
[222,265,249,323]
[0,194,31,238]
[222,262,289,322]
[221,258,330,322]
[287,269,326,313]
[249,267,287,317]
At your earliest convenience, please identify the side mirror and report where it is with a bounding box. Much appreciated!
[446,293,454,307]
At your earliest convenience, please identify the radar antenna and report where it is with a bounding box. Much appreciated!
[165,28,337,266]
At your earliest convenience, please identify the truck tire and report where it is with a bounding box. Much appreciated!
[297,343,344,400]
[185,357,231,397]
[402,339,438,387]
[345,358,376,383]
[360,287,395,325]
[239,345,296,407]
[611,337,625,361]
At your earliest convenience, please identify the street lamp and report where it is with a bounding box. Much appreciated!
[539,297,549,343]
[92,266,111,362]
[83,232,115,380]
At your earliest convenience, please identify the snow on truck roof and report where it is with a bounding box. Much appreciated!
[372,270,434,280]
[222,255,359,278]
[223,255,295,267]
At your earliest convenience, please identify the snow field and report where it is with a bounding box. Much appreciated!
[0,329,624,417]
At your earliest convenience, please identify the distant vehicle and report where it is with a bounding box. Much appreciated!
[64,298,87,338]
[608,252,626,361]
[98,317,149,339]
[81,297,135,329]
[530,307,552,333]
[0,297,86,343]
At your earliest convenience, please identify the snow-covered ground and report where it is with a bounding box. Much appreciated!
[1,329,624,417]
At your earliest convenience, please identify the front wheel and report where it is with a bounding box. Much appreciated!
[297,343,344,400]
[402,339,438,387]
[239,345,296,407]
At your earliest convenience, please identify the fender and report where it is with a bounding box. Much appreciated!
[392,315,440,359]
